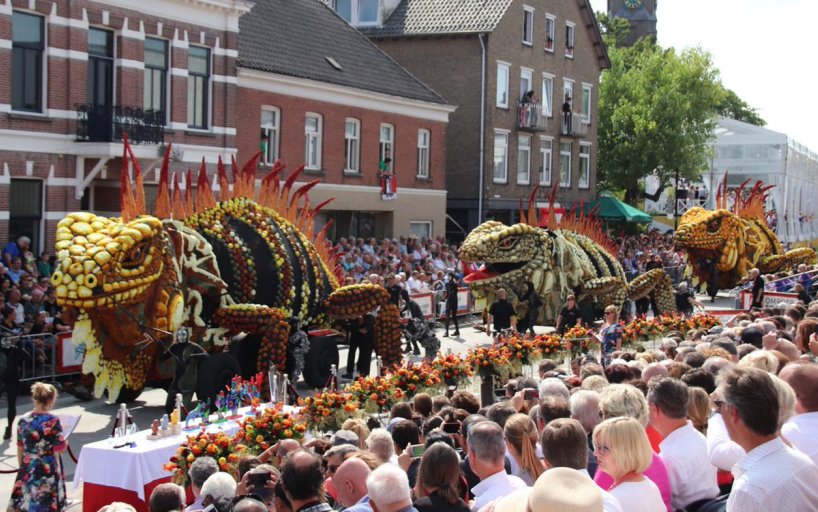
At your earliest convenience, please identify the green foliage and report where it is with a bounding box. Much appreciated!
[596,12,632,48]
[716,88,766,126]
[597,40,725,202]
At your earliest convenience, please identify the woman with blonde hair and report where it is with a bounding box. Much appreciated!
[687,387,710,435]
[592,417,665,512]
[503,413,544,485]
[341,418,370,449]
[7,382,66,511]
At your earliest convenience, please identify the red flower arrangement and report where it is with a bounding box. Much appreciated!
[429,353,473,386]
[385,363,443,398]
[345,375,405,414]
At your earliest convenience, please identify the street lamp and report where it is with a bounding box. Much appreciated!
[673,168,680,230]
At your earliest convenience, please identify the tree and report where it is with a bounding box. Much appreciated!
[716,87,766,126]
[597,40,725,203]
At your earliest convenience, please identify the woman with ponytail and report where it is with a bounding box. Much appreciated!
[413,443,469,512]
[8,381,66,511]
[503,413,545,486]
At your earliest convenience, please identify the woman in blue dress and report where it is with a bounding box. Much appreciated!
[8,382,66,512]
[593,305,623,368]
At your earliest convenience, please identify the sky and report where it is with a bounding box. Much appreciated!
[589,0,818,154]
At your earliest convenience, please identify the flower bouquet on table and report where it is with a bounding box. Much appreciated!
[429,353,473,387]
[385,363,443,398]
[685,313,720,332]
[533,333,563,358]
[562,325,596,357]
[236,407,306,454]
[622,316,662,345]
[467,345,514,382]
[498,334,542,372]
[298,390,359,433]
[164,431,245,486]
[345,375,405,414]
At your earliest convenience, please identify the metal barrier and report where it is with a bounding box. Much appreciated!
[1,331,81,385]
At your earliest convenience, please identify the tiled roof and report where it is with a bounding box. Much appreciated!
[237,0,446,104]
[359,0,514,38]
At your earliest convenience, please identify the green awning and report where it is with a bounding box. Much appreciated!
[584,195,652,223]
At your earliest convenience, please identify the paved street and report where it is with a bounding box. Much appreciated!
[0,291,739,508]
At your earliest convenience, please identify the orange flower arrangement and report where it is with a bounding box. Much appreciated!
[164,431,244,486]
[429,353,473,386]
[533,333,563,357]
[237,407,307,454]
[345,375,405,413]
[385,363,443,398]
[561,325,596,356]
[467,345,513,380]
[298,390,359,432]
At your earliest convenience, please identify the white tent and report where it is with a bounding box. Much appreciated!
[706,118,818,244]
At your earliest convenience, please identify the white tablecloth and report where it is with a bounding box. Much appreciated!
[72,414,244,500]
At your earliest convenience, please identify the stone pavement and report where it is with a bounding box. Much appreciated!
[0,291,738,508]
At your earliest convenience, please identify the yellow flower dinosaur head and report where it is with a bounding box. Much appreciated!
[52,212,166,309]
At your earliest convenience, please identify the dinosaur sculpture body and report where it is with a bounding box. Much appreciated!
[54,143,389,401]
[674,179,816,291]
[460,191,675,325]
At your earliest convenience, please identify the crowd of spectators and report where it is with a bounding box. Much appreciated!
[141,297,818,512]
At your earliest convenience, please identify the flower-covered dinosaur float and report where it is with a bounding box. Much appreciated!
[674,177,816,291]
[53,142,401,402]
[460,187,676,325]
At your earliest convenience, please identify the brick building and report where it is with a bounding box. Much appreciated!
[0,0,250,254]
[236,0,454,240]
[353,0,610,236]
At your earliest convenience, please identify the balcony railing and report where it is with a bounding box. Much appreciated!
[518,102,548,132]
[76,104,165,144]
[560,112,588,137]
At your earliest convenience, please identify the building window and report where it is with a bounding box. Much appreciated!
[579,144,591,189]
[417,129,430,178]
[11,11,44,113]
[187,46,210,129]
[545,14,555,52]
[565,22,575,58]
[581,83,592,123]
[261,107,280,165]
[541,74,554,117]
[305,113,323,170]
[344,118,361,173]
[559,142,572,188]
[9,179,43,253]
[410,221,432,240]
[517,135,531,185]
[563,79,574,109]
[539,137,553,185]
[496,62,510,108]
[522,6,534,46]
[144,37,168,124]
[520,68,533,103]
[494,131,509,183]
[379,124,394,172]
[335,0,380,26]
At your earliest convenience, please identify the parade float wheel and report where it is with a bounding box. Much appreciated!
[195,352,241,408]
[302,334,341,389]
[113,387,144,404]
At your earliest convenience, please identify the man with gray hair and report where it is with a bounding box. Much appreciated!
[538,377,570,401]
[366,464,416,512]
[569,390,602,477]
[467,421,526,511]
[641,362,668,383]
[184,456,219,512]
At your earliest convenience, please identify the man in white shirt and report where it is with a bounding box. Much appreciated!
[717,366,818,511]
[467,421,526,511]
[648,377,718,511]
[779,363,818,465]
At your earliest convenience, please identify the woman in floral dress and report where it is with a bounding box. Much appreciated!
[8,382,66,512]
[593,305,623,368]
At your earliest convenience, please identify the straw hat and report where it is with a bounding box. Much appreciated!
[528,468,603,512]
